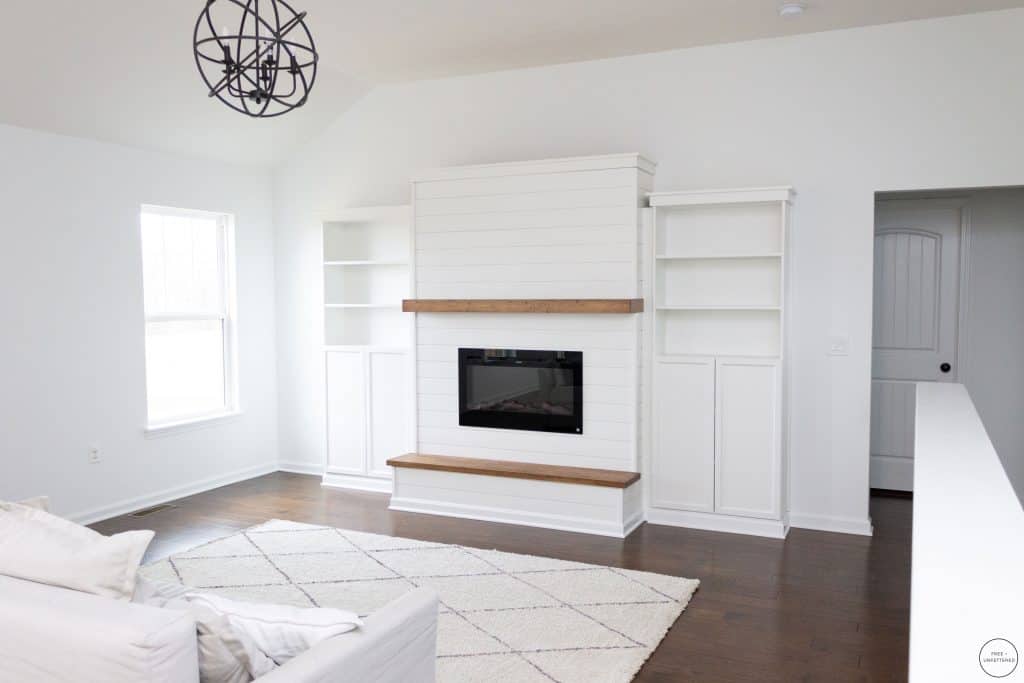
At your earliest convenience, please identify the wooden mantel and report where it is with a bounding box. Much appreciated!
[401,299,644,314]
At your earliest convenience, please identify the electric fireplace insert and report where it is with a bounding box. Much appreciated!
[458,348,583,434]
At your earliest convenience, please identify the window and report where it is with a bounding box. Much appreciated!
[140,206,237,429]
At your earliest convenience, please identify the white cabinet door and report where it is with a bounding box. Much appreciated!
[326,351,366,474]
[651,357,715,512]
[368,351,409,477]
[715,358,780,519]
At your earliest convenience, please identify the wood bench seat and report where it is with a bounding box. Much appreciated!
[386,453,644,537]
[386,453,640,488]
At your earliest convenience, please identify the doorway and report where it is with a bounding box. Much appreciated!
[870,197,967,491]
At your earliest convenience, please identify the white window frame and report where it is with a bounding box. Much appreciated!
[141,204,240,435]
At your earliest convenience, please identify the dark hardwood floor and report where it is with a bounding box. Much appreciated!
[92,473,912,682]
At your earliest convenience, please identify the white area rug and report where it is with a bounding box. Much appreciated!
[140,520,699,683]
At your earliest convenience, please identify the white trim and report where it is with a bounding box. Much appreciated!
[141,206,239,429]
[648,186,794,207]
[789,512,874,536]
[277,461,323,476]
[140,204,232,221]
[144,410,243,438]
[955,204,972,386]
[412,153,656,182]
[646,507,789,539]
[321,472,393,494]
[388,496,637,538]
[69,462,277,525]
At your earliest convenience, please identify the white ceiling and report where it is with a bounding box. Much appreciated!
[1,1,1019,166]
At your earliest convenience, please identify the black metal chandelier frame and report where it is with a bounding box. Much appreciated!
[193,0,318,118]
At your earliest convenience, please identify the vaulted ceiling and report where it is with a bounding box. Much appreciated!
[2,1,1019,166]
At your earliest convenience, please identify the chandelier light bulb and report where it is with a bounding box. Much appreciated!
[779,2,807,17]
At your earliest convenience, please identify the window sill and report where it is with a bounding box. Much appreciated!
[144,411,243,439]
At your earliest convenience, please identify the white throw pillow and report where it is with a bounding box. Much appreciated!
[189,602,274,682]
[0,501,153,600]
[186,592,363,667]
[136,579,273,682]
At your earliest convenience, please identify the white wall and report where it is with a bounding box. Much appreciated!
[0,123,279,522]
[273,9,1024,533]
[962,189,1024,502]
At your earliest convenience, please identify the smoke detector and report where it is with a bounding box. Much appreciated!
[779,2,807,17]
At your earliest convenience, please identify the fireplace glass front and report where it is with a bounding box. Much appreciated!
[458,348,583,434]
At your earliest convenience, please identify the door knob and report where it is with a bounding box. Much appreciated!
[940,362,952,373]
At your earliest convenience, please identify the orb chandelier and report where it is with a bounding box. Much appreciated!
[193,0,318,118]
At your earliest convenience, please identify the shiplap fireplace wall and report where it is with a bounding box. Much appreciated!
[411,155,654,474]
[322,153,791,538]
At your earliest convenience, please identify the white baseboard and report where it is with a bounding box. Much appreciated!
[870,454,913,491]
[645,507,789,539]
[389,495,634,538]
[277,461,323,476]
[71,462,278,525]
[321,472,393,494]
[789,512,874,536]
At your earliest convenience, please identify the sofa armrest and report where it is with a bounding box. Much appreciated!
[258,587,439,683]
[0,574,198,683]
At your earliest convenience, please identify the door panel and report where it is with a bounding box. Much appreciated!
[871,199,963,490]
[715,359,780,519]
[869,380,916,490]
[326,351,366,474]
[651,357,715,513]
[368,351,409,477]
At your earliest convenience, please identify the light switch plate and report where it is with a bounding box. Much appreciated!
[828,336,850,356]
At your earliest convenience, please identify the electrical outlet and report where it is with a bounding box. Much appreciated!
[88,447,101,464]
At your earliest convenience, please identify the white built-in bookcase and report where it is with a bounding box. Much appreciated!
[645,188,792,538]
[322,206,415,491]
[323,207,412,347]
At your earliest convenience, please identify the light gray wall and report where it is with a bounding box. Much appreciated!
[272,10,1024,533]
[0,123,279,521]
[963,189,1024,502]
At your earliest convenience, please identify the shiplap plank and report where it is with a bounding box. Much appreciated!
[416,187,634,217]
[414,168,638,199]
[417,361,629,387]
[415,243,634,267]
[416,313,635,332]
[416,262,633,285]
[417,281,631,299]
[416,382,631,407]
[417,225,633,251]
[416,410,631,439]
[417,206,636,233]
[416,396,632,418]
[413,345,633,366]
[415,442,630,469]
[414,328,635,351]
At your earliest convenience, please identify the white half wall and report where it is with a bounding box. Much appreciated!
[0,123,279,522]
[273,9,1024,533]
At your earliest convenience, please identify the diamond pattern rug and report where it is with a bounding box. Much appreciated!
[140,520,700,683]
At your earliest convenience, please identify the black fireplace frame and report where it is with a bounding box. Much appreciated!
[458,348,583,435]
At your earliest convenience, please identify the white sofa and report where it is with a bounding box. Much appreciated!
[0,574,438,683]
